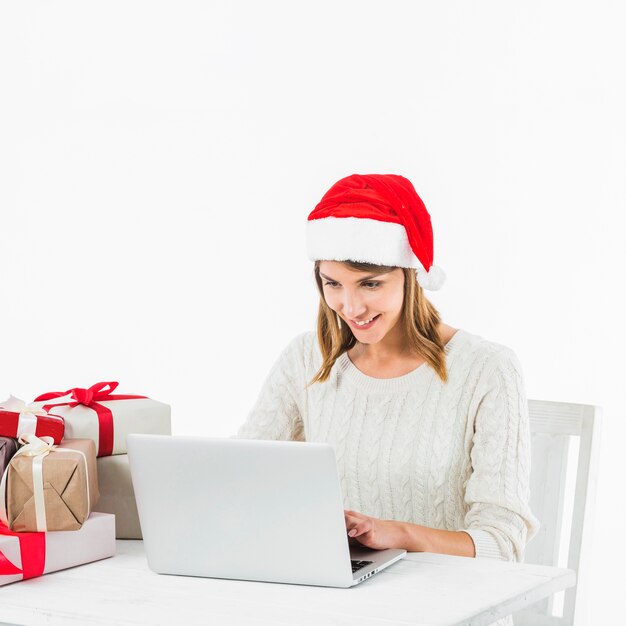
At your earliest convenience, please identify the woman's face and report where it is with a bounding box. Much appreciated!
[319,261,405,344]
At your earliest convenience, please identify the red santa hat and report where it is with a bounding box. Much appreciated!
[306,173,446,290]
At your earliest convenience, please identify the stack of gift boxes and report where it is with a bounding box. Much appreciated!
[0,381,170,587]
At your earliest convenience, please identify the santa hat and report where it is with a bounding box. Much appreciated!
[306,173,446,290]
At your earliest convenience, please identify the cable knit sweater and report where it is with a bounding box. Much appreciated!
[236,328,539,625]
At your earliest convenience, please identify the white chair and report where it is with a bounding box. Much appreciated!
[513,400,601,626]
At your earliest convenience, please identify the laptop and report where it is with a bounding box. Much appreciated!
[127,434,406,587]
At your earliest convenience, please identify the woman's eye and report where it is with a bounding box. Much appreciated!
[323,281,380,288]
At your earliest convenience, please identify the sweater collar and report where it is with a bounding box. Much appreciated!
[336,329,465,394]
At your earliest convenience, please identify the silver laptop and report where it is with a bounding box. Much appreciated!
[127,434,406,587]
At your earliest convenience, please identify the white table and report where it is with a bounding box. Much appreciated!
[0,540,575,626]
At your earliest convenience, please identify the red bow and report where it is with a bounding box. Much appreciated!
[36,381,124,406]
[35,382,145,457]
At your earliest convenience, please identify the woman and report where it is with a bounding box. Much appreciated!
[236,174,539,601]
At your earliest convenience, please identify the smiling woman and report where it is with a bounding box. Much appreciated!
[311,258,450,384]
[235,173,538,626]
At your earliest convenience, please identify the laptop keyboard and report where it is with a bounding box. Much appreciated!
[351,559,374,573]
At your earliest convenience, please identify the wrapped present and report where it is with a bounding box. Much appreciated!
[93,454,142,539]
[0,437,19,478]
[1,435,99,532]
[0,511,115,586]
[31,381,171,457]
[0,396,65,444]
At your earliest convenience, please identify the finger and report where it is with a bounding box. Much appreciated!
[346,519,359,535]
[346,520,357,533]
[344,510,366,521]
[348,521,372,537]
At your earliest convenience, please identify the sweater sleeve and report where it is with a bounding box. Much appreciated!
[233,333,307,442]
[460,347,540,562]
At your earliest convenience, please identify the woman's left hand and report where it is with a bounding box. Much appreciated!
[344,509,402,550]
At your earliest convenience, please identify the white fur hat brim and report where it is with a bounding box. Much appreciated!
[306,216,446,291]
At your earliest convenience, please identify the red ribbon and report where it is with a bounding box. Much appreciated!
[0,523,46,580]
[34,381,146,457]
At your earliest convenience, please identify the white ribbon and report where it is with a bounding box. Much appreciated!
[1,395,50,420]
[0,395,64,438]
[0,433,90,532]
[26,393,76,410]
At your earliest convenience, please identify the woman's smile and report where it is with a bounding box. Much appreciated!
[347,314,382,330]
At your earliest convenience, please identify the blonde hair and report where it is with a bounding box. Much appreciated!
[306,259,449,387]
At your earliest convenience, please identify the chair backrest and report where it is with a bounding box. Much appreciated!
[514,400,601,626]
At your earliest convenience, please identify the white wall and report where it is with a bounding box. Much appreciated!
[1,0,623,621]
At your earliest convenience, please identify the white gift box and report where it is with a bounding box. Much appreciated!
[93,454,142,539]
[0,512,116,586]
[32,394,171,457]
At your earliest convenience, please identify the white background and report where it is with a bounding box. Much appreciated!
[1,1,624,621]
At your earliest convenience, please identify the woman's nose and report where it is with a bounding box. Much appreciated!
[341,292,366,318]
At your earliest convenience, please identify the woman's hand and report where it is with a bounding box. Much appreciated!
[344,510,476,556]
[344,509,404,550]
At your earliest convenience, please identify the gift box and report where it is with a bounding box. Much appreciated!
[0,396,65,444]
[0,437,19,478]
[93,454,142,539]
[0,511,115,587]
[1,435,99,532]
[31,381,170,457]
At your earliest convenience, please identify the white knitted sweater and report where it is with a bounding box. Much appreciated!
[236,328,539,623]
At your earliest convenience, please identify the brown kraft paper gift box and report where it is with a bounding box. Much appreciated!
[4,438,99,532]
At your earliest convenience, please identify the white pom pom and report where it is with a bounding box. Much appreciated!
[416,265,446,291]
